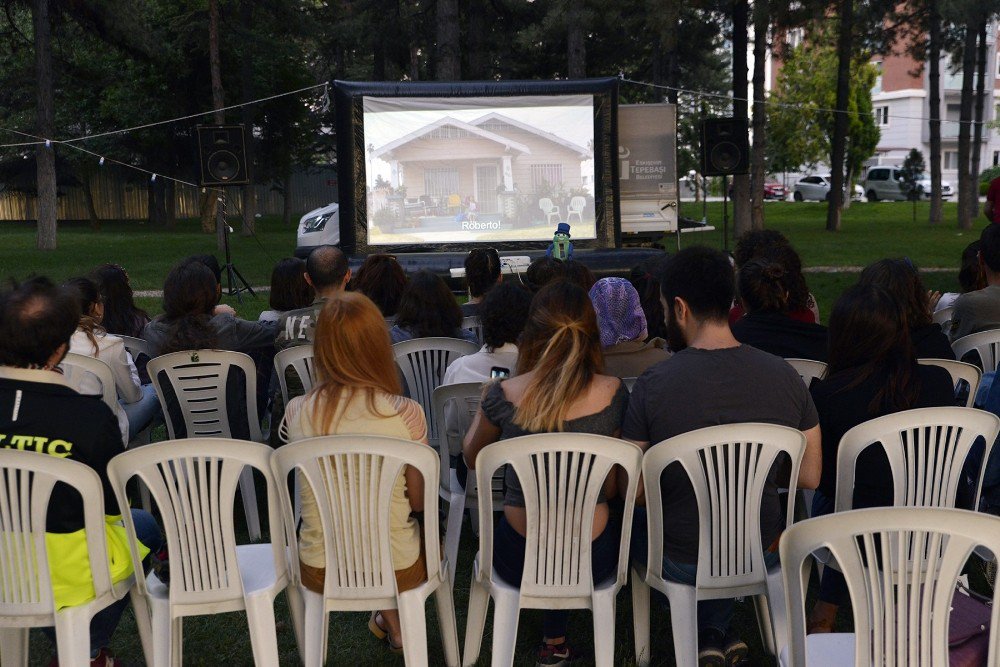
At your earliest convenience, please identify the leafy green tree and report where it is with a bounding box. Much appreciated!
[900,148,927,222]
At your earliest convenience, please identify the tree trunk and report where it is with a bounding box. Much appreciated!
[83,174,100,230]
[750,0,769,230]
[239,0,255,237]
[957,17,976,230]
[202,0,224,240]
[970,17,987,222]
[566,1,586,78]
[409,45,420,80]
[164,178,176,228]
[928,0,943,226]
[435,0,460,80]
[33,0,57,250]
[282,169,293,226]
[826,0,854,232]
[731,0,751,238]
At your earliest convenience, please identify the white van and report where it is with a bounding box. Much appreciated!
[862,166,953,202]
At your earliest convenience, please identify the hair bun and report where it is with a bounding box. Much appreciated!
[762,263,786,281]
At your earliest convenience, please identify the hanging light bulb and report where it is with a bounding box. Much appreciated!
[99,157,105,166]
[44,139,51,148]
[150,173,157,183]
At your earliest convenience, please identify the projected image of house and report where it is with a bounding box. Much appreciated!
[363,99,596,245]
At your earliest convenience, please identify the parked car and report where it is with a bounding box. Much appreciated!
[763,181,788,200]
[792,175,864,202]
[862,166,954,201]
[295,202,339,258]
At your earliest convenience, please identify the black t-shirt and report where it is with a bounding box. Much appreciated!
[623,344,819,563]
[810,363,955,506]
[731,312,829,362]
[0,373,124,532]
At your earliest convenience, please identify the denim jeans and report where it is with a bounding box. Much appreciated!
[44,509,163,658]
[630,506,781,635]
[120,383,161,440]
[493,514,619,639]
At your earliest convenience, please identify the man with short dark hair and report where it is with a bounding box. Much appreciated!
[271,246,352,444]
[461,247,502,317]
[950,224,1000,341]
[0,278,162,666]
[623,246,821,665]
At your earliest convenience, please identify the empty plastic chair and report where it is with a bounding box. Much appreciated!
[107,439,290,667]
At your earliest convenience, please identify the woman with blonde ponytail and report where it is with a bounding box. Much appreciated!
[463,279,628,665]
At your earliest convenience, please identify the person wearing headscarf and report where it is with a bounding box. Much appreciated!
[589,277,670,378]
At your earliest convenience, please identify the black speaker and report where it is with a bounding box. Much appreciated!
[196,125,249,186]
[700,118,749,177]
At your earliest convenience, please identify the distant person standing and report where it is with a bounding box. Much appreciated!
[985,175,1000,223]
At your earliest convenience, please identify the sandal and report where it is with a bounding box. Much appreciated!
[368,611,404,654]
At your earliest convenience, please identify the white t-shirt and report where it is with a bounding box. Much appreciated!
[442,343,519,385]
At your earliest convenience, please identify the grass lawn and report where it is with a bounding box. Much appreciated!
[2,201,992,664]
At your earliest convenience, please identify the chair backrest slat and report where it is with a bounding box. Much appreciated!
[392,338,478,448]
[106,439,282,606]
[0,450,112,617]
[474,433,643,600]
[643,423,806,590]
[781,507,1000,667]
[271,435,443,602]
[834,407,1000,513]
[274,345,316,406]
[147,350,261,442]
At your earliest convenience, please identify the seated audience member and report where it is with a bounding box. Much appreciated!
[589,277,669,376]
[630,254,671,342]
[143,260,276,356]
[806,282,954,633]
[258,257,312,324]
[269,246,353,445]
[564,259,596,291]
[281,292,429,655]
[64,277,159,443]
[731,258,829,361]
[351,253,407,318]
[461,247,502,317]
[936,241,984,313]
[0,277,162,666]
[90,263,150,339]
[390,270,478,345]
[463,280,629,664]
[731,229,819,324]
[858,258,955,360]
[90,263,152,383]
[525,256,567,293]
[443,282,531,385]
[623,246,821,665]
[950,223,1000,342]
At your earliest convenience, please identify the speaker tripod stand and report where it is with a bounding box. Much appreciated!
[216,191,255,302]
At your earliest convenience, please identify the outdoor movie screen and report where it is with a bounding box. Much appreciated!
[362,95,596,246]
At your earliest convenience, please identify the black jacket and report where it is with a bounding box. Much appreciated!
[731,312,829,362]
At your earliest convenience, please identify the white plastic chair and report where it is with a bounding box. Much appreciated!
[631,423,807,666]
[918,358,983,408]
[833,406,1000,513]
[270,435,460,667]
[932,305,954,332]
[780,507,1000,666]
[119,335,152,362]
[785,358,827,386]
[146,350,263,541]
[538,197,561,224]
[106,439,290,667]
[273,344,317,405]
[0,449,153,667]
[952,329,1000,372]
[566,195,586,224]
[392,337,478,451]
[463,433,644,667]
[432,382,504,585]
[459,316,483,344]
[60,352,119,413]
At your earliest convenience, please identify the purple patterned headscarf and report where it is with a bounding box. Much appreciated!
[588,277,647,348]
